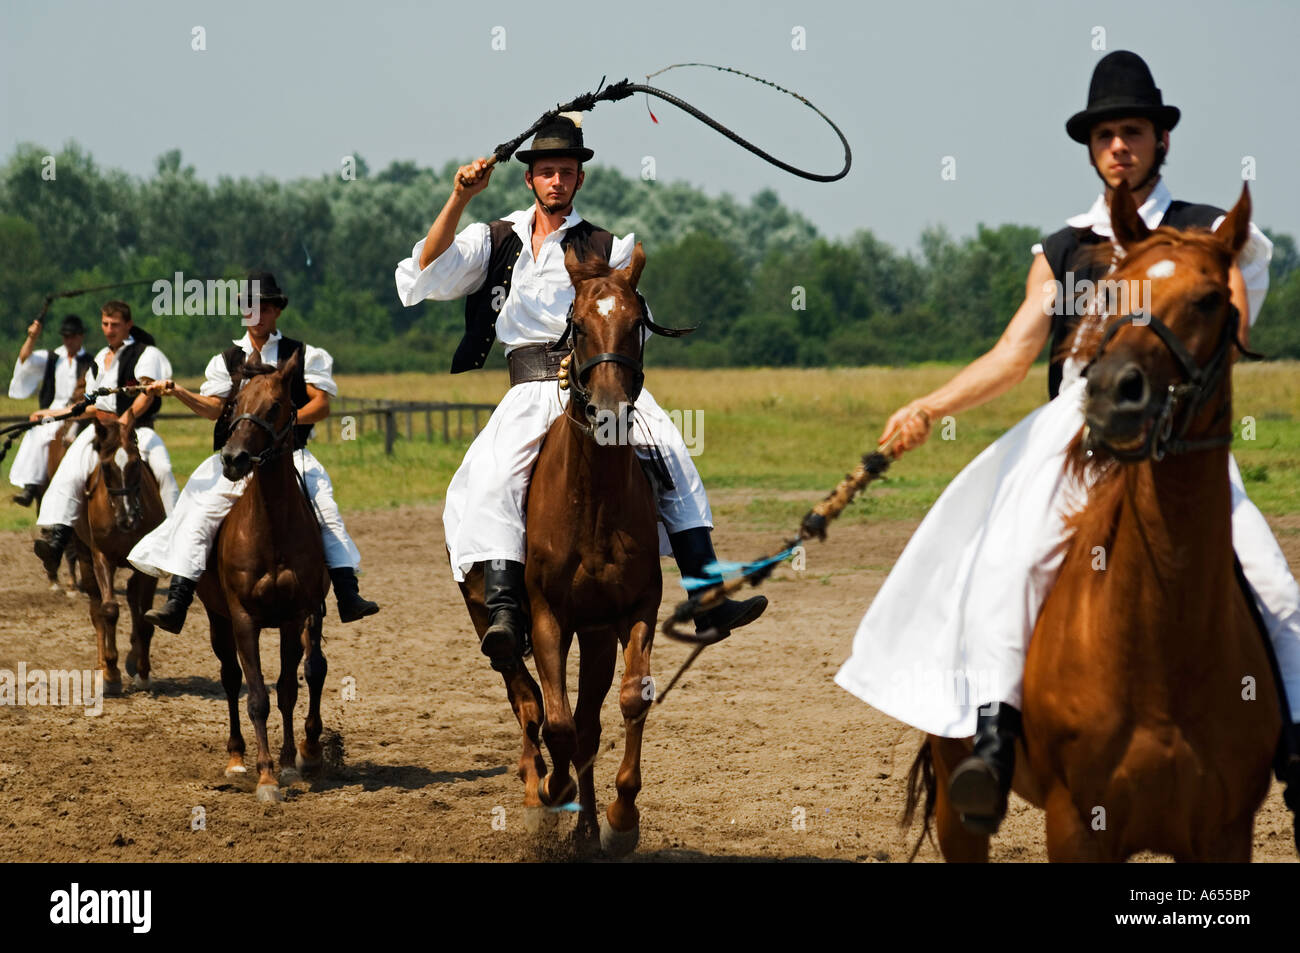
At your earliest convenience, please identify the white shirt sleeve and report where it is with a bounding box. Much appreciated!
[199,352,233,398]
[134,345,172,382]
[394,222,492,306]
[9,350,49,399]
[302,344,338,397]
[1212,217,1273,327]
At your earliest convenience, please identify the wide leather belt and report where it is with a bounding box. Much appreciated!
[507,344,568,385]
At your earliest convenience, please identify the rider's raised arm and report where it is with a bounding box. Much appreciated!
[879,253,1056,452]
[395,159,494,306]
[9,339,48,399]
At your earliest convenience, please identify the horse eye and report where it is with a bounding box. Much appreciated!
[1195,290,1224,312]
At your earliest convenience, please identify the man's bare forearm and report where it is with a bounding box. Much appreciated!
[418,192,472,269]
[170,384,225,420]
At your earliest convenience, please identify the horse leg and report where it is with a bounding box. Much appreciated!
[229,612,279,801]
[276,619,306,784]
[1042,784,1105,862]
[603,618,654,858]
[125,570,157,689]
[90,550,122,693]
[534,606,577,808]
[930,735,991,862]
[207,608,246,777]
[571,625,618,845]
[503,664,546,807]
[296,612,327,775]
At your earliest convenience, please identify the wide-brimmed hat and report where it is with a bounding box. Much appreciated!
[515,112,594,164]
[58,314,86,336]
[246,271,289,309]
[1066,51,1181,144]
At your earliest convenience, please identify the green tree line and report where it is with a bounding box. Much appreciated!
[2,142,1296,377]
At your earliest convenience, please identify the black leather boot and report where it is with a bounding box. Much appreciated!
[668,527,768,639]
[481,559,530,672]
[11,484,39,507]
[145,575,198,634]
[33,524,74,575]
[948,702,1023,835]
[329,567,379,622]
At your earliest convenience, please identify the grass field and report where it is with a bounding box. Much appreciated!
[2,362,1297,534]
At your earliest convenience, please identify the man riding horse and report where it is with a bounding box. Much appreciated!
[127,272,378,630]
[394,113,767,671]
[8,313,91,507]
[33,300,180,573]
[836,51,1300,834]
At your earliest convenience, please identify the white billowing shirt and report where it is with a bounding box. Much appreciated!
[9,344,88,408]
[393,206,639,353]
[83,336,172,414]
[1031,180,1273,325]
[198,330,338,399]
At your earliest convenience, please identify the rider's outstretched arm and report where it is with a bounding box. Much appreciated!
[880,253,1056,454]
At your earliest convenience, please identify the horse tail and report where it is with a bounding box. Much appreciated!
[901,736,936,863]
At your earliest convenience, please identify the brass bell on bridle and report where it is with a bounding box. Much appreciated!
[558,353,571,391]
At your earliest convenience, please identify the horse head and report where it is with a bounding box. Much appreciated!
[1078,181,1253,463]
[91,418,148,532]
[220,347,300,481]
[561,242,652,437]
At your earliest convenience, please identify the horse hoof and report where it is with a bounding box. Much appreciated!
[523,806,559,835]
[279,767,302,785]
[65,588,78,599]
[131,674,150,692]
[599,815,640,857]
[49,581,62,593]
[102,679,122,698]
[255,784,283,803]
[295,751,322,775]
[224,763,247,778]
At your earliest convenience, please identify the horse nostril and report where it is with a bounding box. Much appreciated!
[584,403,599,423]
[1116,365,1148,408]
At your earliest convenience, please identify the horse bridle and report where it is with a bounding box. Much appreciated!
[229,403,297,466]
[557,290,693,415]
[1080,300,1254,462]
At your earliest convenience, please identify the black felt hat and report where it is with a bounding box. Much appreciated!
[515,113,594,164]
[246,271,289,309]
[58,314,86,336]
[1066,51,1181,144]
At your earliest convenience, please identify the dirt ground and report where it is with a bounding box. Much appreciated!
[1,504,1296,863]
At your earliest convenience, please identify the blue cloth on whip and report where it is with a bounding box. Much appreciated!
[680,544,799,591]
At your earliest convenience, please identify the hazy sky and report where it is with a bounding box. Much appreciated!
[3,0,1297,249]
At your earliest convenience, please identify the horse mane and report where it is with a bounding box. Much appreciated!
[238,359,278,378]
[568,257,614,286]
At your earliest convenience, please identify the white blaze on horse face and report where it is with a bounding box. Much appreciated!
[596,295,616,317]
[114,448,129,469]
[1146,259,1176,279]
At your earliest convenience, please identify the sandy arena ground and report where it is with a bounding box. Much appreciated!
[1,504,1296,862]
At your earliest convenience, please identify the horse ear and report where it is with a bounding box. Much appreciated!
[1109,180,1150,250]
[279,344,303,381]
[563,243,583,283]
[92,418,108,446]
[1214,182,1252,256]
[620,242,646,291]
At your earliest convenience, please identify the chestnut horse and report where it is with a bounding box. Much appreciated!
[74,419,164,693]
[910,184,1286,861]
[196,350,329,801]
[457,243,668,855]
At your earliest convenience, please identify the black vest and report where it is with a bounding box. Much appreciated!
[38,349,93,409]
[1040,199,1224,399]
[113,327,162,426]
[212,336,313,451]
[455,218,614,374]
